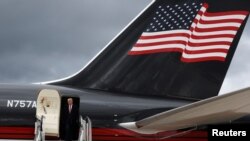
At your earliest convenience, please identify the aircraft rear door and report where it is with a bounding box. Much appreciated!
[36,89,61,137]
[60,96,80,140]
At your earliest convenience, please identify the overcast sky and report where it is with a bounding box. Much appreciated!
[0,0,249,95]
[0,0,150,83]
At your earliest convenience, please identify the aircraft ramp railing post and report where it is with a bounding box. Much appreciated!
[34,115,45,141]
[78,116,92,141]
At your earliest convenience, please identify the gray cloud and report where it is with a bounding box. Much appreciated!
[0,0,151,83]
[220,18,250,94]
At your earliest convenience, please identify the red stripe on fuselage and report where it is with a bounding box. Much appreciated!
[0,127,208,141]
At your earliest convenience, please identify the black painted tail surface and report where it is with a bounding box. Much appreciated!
[51,0,250,100]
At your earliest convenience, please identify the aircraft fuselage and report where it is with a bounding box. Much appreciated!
[0,84,194,140]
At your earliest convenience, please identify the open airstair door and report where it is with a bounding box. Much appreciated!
[36,89,61,137]
[36,89,81,140]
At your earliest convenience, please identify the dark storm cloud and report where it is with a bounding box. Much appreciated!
[0,0,151,83]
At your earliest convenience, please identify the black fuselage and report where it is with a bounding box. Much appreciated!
[0,84,192,128]
[1,84,250,141]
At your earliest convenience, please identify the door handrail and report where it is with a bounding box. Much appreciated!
[78,116,92,141]
[34,115,45,141]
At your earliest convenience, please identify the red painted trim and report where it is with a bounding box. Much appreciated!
[0,127,34,134]
[0,126,208,141]
[0,134,33,139]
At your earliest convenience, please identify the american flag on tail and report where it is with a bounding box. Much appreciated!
[128,2,249,62]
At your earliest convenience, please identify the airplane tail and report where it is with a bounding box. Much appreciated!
[49,0,250,100]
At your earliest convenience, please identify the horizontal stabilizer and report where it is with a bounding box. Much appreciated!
[120,87,250,134]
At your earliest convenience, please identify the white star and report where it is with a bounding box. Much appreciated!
[159,6,162,8]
